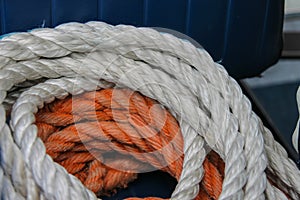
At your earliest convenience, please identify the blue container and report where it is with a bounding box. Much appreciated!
[0,0,284,78]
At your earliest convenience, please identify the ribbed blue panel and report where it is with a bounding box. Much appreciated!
[3,0,51,34]
[0,0,284,78]
[99,0,144,26]
[187,0,228,60]
[52,0,98,26]
[0,0,3,34]
[258,0,284,68]
[221,0,269,77]
[145,0,187,33]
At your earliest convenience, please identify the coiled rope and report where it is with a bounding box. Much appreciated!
[35,88,225,199]
[0,21,299,200]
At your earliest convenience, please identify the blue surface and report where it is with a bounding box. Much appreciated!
[146,0,187,33]
[2,0,51,33]
[52,0,98,26]
[100,0,144,26]
[188,0,228,60]
[0,0,284,78]
[222,1,268,76]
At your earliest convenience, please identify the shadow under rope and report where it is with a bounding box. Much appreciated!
[101,171,177,199]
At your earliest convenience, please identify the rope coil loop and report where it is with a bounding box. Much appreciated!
[0,21,299,200]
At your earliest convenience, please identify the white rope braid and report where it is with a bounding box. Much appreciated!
[292,87,299,153]
[0,21,299,200]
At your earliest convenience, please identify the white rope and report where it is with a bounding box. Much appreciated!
[292,87,299,153]
[0,21,299,200]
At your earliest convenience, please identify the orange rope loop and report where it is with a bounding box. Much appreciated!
[35,88,226,199]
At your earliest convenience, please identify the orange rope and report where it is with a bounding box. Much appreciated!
[35,88,225,199]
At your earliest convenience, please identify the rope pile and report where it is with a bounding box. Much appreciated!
[0,21,299,200]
